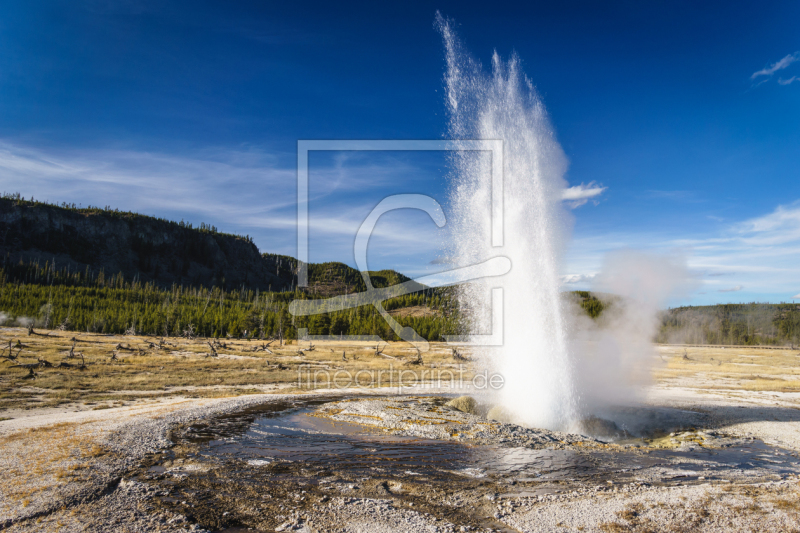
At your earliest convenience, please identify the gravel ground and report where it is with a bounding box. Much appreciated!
[2,383,800,532]
[300,497,462,533]
[0,391,338,531]
[497,479,800,532]
[648,385,800,452]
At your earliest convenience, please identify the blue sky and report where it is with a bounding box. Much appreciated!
[1,0,799,305]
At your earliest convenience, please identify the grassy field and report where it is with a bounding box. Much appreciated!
[4,325,800,413]
[655,344,800,393]
[0,327,475,411]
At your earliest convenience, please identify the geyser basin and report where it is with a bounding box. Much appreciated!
[133,396,800,532]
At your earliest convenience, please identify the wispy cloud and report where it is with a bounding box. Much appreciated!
[736,200,800,245]
[0,142,296,217]
[565,199,800,303]
[561,273,596,285]
[0,141,450,273]
[718,285,743,293]
[751,52,800,85]
[561,182,606,208]
[778,76,799,86]
[793,293,800,299]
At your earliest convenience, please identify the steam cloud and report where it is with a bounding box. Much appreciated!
[568,250,697,416]
[0,312,35,328]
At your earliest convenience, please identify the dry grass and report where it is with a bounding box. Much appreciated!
[0,419,118,510]
[388,306,441,318]
[654,345,800,393]
[772,497,800,511]
[4,329,798,411]
[599,522,628,532]
[0,327,475,411]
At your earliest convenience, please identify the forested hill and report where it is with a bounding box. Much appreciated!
[0,195,606,340]
[262,254,412,297]
[0,196,408,294]
[8,196,798,345]
[657,303,800,346]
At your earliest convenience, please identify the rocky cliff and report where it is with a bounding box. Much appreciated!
[0,198,292,291]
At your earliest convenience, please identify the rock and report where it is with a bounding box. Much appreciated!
[577,416,630,439]
[446,396,478,415]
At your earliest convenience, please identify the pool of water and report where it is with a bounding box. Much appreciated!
[176,397,800,488]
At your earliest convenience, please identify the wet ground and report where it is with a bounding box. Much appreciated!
[128,396,800,532]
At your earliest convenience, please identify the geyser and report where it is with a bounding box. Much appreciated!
[438,16,577,430]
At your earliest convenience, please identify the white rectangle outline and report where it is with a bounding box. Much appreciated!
[296,139,503,287]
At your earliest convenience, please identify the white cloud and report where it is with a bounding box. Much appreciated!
[561,273,596,285]
[561,182,606,208]
[565,199,800,303]
[778,76,799,86]
[736,200,800,246]
[751,52,800,80]
[793,293,800,299]
[718,285,743,293]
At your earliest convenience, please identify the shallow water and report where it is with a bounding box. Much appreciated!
[179,397,800,488]
[138,397,800,532]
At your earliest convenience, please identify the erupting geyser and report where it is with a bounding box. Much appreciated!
[439,16,578,431]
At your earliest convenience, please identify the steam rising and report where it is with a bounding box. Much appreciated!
[0,312,34,328]
[569,251,696,415]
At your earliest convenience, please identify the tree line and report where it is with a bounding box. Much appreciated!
[657,303,800,346]
[0,267,462,341]
[16,258,797,347]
